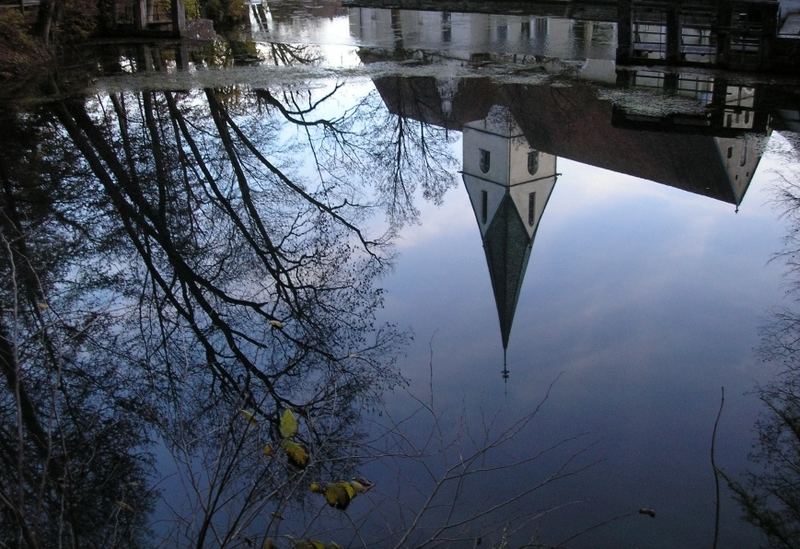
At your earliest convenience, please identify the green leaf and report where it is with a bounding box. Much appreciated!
[280,409,299,438]
[281,439,309,468]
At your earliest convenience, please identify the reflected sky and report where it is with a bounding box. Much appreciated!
[377,132,788,546]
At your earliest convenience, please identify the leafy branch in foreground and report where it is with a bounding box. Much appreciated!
[158,365,607,548]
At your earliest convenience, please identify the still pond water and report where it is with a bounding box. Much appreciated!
[3,1,800,548]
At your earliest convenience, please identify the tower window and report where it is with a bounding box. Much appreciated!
[527,151,539,175]
[497,24,508,41]
[442,12,451,42]
[481,190,488,223]
[528,192,536,226]
[479,149,490,173]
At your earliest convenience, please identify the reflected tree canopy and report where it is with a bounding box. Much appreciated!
[0,107,156,547]
[0,48,465,545]
[729,152,800,549]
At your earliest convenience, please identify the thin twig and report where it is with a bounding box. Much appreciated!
[711,386,725,549]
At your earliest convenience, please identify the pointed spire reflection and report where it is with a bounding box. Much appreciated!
[462,106,557,378]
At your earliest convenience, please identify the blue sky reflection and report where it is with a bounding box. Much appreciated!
[375,134,790,546]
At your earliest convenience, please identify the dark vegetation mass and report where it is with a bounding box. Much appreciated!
[0,0,247,78]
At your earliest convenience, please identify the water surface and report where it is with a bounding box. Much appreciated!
[2,2,800,548]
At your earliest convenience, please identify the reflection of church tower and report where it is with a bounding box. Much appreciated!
[462,106,557,381]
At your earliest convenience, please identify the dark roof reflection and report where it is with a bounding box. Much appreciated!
[371,72,769,206]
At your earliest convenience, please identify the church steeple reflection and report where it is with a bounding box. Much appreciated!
[462,106,558,380]
[363,68,777,382]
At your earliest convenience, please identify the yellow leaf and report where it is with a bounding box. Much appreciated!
[262,444,274,457]
[342,482,356,500]
[323,484,344,508]
[240,410,257,425]
[269,320,284,329]
[323,482,354,510]
[280,409,298,439]
[281,439,309,468]
[309,482,322,493]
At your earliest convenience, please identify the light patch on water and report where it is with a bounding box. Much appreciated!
[767,130,800,160]
[598,87,709,117]
[90,54,577,95]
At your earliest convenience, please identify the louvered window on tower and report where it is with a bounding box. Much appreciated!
[527,151,539,175]
[481,190,488,223]
[480,149,490,173]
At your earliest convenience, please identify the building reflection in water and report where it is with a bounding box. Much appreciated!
[339,2,800,377]
[368,65,773,378]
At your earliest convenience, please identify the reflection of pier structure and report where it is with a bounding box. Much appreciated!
[0,0,189,36]
[348,1,800,71]
[616,0,793,71]
[109,0,187,37]
[349,7,617,62]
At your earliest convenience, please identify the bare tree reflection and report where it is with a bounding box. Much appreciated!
[1,55,444,543]
[253,75,458,227]
[0,109,155,547]
[2,49,573,545]
[728,148,800,549]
